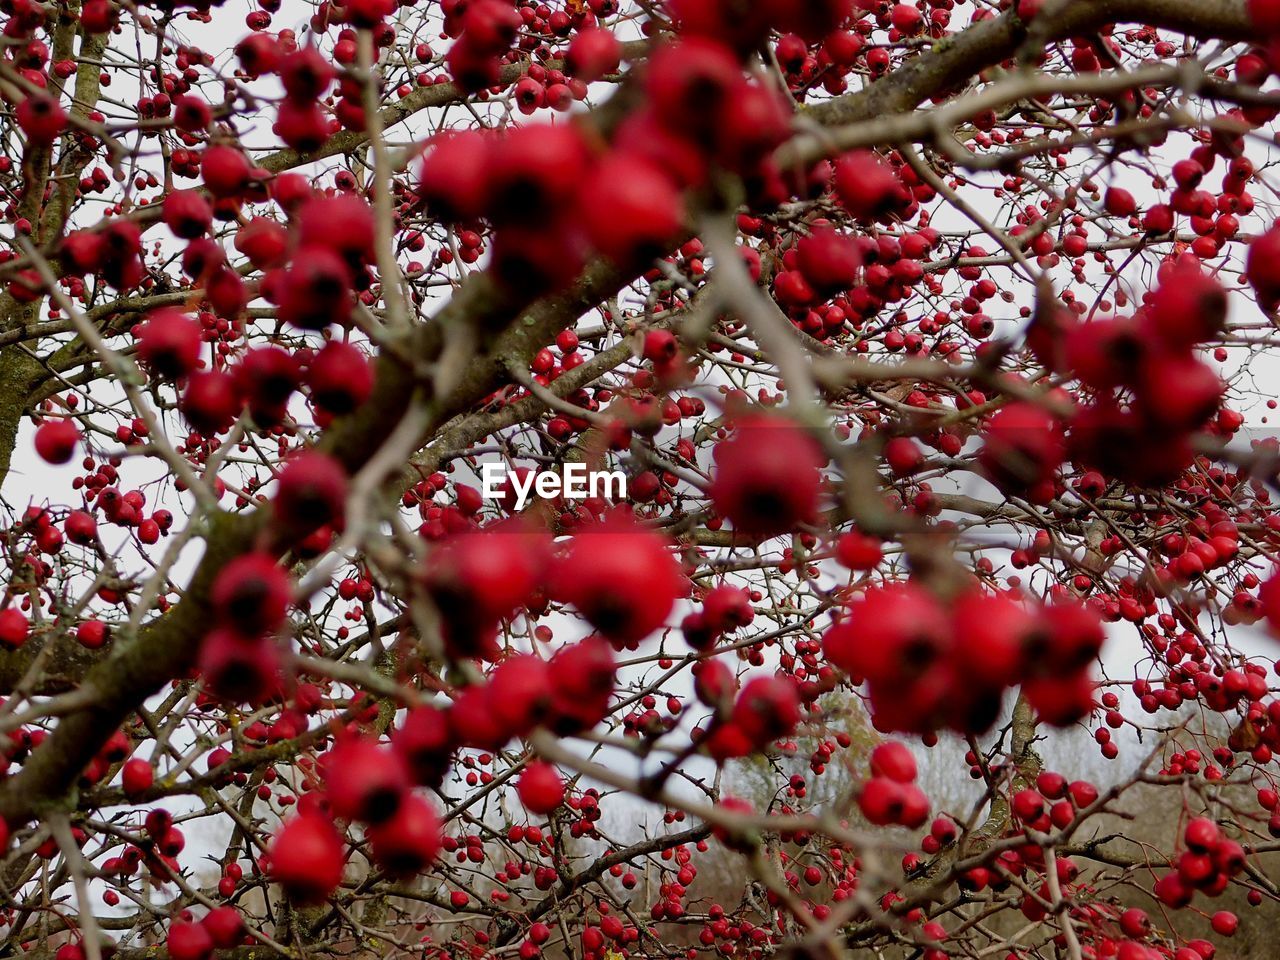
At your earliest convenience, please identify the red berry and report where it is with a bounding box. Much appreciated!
[211,553,293,637]
[296,194,377,264]
[393,705,454,787]
[826,584,945,685]
[346,0,393,27]
[34,419,80,464]
[307,341,374,415]
[548,637,617,732]
[460,0,517,48]
[322,736,410,824]
[234,217,289,269]
[1142,267,1227,347]
[425,525,544,658]
[889,3,923,33]
[418,130,492,222]
[869,741,917,783]
[487,654,555,738]
[121,757,153,799]
[137,309,202,379]
[645,38,741,137]
[181,370,242,436]
[274,451,348,533]
[517,761,565,814]
[198,629,280,705]
[269,813,346,903]
[167,921,213,960]
[80,0,116,31]
[173,95,211,131]
[278,248,355,330]
[1011,788,1045,823]
[65,510,97,545]
[0,609,30,649]
[16,94,68,145]
[884,436,923,476]
[580,153,683,264]
[488,124,589,225]
[162,189,213,239]
[731,675,801,748]
[1119,907,1151,939]
[858,777,906,826]
[977,403,1063,496]
[365,793,441,876]
[1105,185,1136,216]
[1068,780,1099,808]
[275,99,329,152]
[237,346,300,426]
[1185,816,1222,853]
[280,45,335,100]
[834,151,906,221]
[76,619,108,649]
[1247,223,1280,310]
[834,531,882,571]
[795,227,861,294]
[202,907,245,950]
[763,0,853,42]
[565,28,621,82]
[200,145,253,198]
[552,511,684,646]
[1249,0,1280,34]
[235,32,281,76]
[1211,911,1238,936]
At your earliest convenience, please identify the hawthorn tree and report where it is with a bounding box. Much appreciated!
[10,0,1280,957]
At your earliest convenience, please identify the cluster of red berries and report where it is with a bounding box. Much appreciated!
[57,219,146,293]
[200,552,293,704]
[425,510,683,660]
[1030,258,1229,487]
[1153,816,1247,910]
[666,0,852,59]
[408,637,618,762]
[681,584,755,650]
[857,742,929,828]
[98,808,190,896]
[446,0,523,91]
[823,583,1104,734]
[267,740,443,904]
[275,46,337,152]
[261,637,618,905]
[94,485,173,544]
[180,337,373,438]
[697,673,804,761]
[419,120,683,293]
[419,26,798,290]
[176,158,381,333]
[770,202,935,337]
[20,440,177,559]
[165,908,246,960]
[270,192,379,330]
[325,735,443,872]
